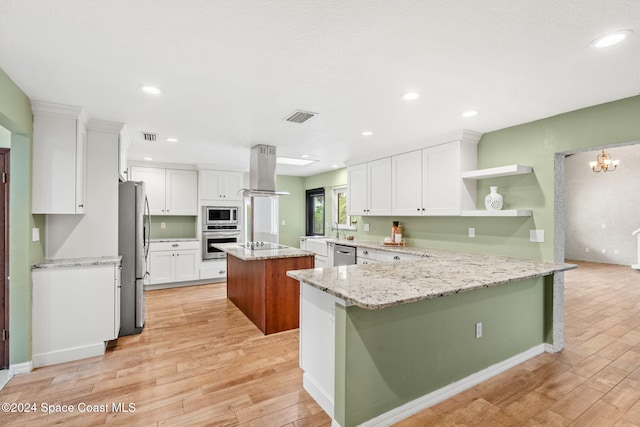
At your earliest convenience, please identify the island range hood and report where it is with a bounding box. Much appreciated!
[242,144,290,197]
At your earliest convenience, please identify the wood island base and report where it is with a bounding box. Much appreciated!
[226,254,314,335]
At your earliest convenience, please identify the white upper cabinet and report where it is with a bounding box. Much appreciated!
[422,141,465,215]
[118,126,130,182]
[348,158,392,216]
[199,170,243,201]
[130,167,198,215]
[392,151,423,216]
[32,101,88,214]
[347,163,368,215]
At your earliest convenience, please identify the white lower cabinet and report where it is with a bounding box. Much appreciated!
[200,259,227,280]
[357,247,423,263]
[32,262,121,368]
[148,241,199,285]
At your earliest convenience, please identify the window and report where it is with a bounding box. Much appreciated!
[333,186,351,227]
[305,188,325,236]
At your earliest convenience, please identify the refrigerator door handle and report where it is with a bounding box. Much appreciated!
[144,196,151,260]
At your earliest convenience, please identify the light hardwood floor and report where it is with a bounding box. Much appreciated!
[1,261,639,426]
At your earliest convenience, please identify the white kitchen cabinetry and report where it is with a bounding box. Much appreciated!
[32,262,121,367]
[391,141,477,216]
[148,241,199,285]
[31,101,88,214]
[130,167,198,215]
[347,158,392,216]
[200,259,227,280]
[461,164,534,217]
[356,247,423,263]
[356,248,378,265]
[199,170,243,201]
[118,126,130,181]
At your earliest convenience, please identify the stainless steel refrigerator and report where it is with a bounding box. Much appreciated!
[118,181,150,336]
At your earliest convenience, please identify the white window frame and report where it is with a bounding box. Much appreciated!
[332,186,356,230]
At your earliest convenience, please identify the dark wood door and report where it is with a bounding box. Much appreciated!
[0,149,9,369]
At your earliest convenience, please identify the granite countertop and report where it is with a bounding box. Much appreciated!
[322,238,433,256]
[33,256,122,269]
[287,242,576,310]
[214,242,314,261]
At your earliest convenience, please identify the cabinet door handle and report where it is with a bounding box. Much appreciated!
[78,204,84,208]
[219,270,226,274]
[394,256,400,260]
[172,243,179,247]
[362,250,368,255]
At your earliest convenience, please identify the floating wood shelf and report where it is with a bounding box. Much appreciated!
[462,164,533,180]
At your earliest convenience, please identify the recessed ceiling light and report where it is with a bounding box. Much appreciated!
[301,154,310,158]
[402,92,420,101]
[462,110,478,118]
[331,164,339,168]
[277,157,317,166]
[593,30,633,48]
[141,85,163,95]
[144,157,154,161]
[362,131,374,136]
[165,137,178,142]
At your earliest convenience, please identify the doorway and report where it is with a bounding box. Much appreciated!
[0,149,9,369]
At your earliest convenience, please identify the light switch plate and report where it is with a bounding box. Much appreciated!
[530,229,544,243]
[468,227,475,238]
[160,222,166,229]
[32,228,40,242]
[364,223,370,232]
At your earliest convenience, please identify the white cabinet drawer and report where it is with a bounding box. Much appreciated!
[200,259,227,280]
[375,250,423,262]
[150,240,199,252]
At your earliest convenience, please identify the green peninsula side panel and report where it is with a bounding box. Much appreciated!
[335,277,546,427]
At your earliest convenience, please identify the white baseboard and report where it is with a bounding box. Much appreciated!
[0,369,11,390]
[33,342,107,368]
[303,373,335,418]
[356,344,547,427]
[10,360,33,375]
[144,278,224,291]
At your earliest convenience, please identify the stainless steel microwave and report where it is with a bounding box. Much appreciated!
[202,206,238,227]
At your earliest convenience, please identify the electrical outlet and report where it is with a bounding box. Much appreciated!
[602,249,606,254]
[475,322,483,339]
[281,219,286,226]
[614,249,620,255]
[585,247,590,253]
[32,228,40,242]
[160,222,166,229]
[601,223,607,229]
[364,223,370,232]
[469,227,475,238]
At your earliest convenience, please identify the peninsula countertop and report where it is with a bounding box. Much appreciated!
[286,241,576,309]
[214,242,314,261]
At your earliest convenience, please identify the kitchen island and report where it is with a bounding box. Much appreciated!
[215,243,314,334]
[287,243,575,427]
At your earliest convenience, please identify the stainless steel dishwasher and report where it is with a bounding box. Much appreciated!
[333,244,356,266]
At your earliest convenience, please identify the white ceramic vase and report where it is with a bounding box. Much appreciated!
[484,186,503,210]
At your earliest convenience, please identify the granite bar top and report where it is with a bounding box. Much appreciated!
[287,242,575,309]
[214,242,314,261]
[33,256,122,269]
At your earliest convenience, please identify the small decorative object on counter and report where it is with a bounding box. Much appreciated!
[394,224,403,243]
[484,186,503,210]
[392,221,399,241]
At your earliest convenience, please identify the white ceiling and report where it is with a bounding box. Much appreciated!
[1,0,639,176]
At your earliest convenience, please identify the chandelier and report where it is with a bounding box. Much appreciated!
[589,150,619,173]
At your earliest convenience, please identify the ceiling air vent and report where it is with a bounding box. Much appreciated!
[140,132,158,142]
[283,110,318,124]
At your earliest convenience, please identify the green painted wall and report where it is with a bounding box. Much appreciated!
[276,175,306,248]
[149,216,197,239]
[0,68,42,365]
[335,277,546,427]
[308,96,640,262]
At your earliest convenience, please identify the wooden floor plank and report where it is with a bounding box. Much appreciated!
[1,261,639,426]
